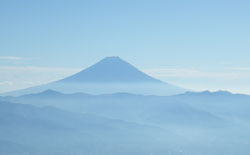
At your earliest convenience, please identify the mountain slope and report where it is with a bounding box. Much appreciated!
[172,90,250,121]
[60,56,163,83]
[3,57,185,96]
[2,91,250,155]
[0,139,32,155]
[4,90,224,127]
[0,100,180,155]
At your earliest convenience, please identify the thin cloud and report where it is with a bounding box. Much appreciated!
[229,67,250,71]
[0,66,81,73]
[0,66,82,93]
[144,68,250,79]
[0,81,13,86]
[0,56,23,61]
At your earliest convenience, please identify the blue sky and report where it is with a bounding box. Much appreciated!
[0,0,250,94]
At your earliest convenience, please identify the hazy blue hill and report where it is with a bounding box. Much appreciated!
[17,89,68,99]
[0,100,181,155]
[175,90,250,101]
[2,92,250,154]
[172,90,250,121]
[3,57,185,96]
[4,90,224,128]
[0,139,33,155]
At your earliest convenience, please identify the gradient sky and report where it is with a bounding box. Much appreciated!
[0,0,250,94]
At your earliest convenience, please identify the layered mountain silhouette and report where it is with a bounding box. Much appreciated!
[172,91,250,121]
[4,89,224,127]
[4,56,185,96]
[0,100,179,155]
[2,62,250,155]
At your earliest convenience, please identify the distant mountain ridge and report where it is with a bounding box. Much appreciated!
[3,89,224,127]
[2,90,250,154]
[171,90,250,122]
[179,90,235,96]
[4,89,250,126]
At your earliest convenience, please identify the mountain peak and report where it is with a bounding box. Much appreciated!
[60,56,163,83]
[94,56,132,67]
[102,56,122,61]
[3,57,185,96]
[35,89,63,96]
[42,89,61,94]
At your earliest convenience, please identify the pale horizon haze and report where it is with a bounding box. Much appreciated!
[0,0,250,94]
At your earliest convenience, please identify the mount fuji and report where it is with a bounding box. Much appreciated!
[4,57,185,96]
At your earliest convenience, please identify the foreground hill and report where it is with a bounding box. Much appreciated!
[0,101,180,155]
[1,91,250,154]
